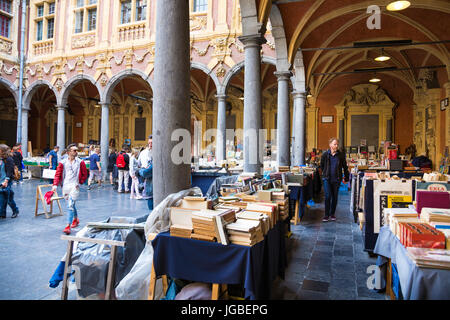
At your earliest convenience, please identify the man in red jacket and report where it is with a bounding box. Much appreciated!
[52,143,88,234]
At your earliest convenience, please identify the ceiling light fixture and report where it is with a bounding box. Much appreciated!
[375,48,391,62]
[369,76,381,83]
[386,1,411,11]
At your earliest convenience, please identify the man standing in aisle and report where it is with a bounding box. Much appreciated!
[87,147,102,190]
[138,136,153,210]
[320,138,349,222]
[52,144,88,234]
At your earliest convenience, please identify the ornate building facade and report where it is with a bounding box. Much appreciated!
[0,0,449,178]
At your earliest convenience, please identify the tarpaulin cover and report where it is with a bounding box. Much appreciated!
[115,187,203,300]
[70,216,147,298]
[204,175,239,199]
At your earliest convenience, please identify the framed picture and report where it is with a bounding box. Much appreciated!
[321,115,334,123]
[441,98,448,111]
[75,122,82,128]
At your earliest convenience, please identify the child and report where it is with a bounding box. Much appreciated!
[129,149,142,199]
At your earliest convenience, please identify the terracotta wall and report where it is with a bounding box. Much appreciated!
[315,74,414,153]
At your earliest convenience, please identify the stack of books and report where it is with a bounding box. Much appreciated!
[420,208,450,226]
[236,210,270,235]
[169,207,195,239]
[275,197,289,220]
[226,219,264,246]
[246,202,277,228]
[191,209,236,244]
[179,196,213,210]
[385,208,419,237]
[398,222,446,249]
[220,184,250,196]
[170,225,193,239]
[406,247,450,270]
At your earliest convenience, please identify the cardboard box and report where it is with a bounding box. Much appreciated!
[257,190,272,202]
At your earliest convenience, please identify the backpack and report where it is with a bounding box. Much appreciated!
[116,153,126,168]
[13,165,21,181]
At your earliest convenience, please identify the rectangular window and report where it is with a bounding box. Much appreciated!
[136,0,146,21]
[37,5,44,17]
[48,2,55,14]
[47,18,54,39]
[121,0,131,24]
[193,0,207,12]
[0,14,10,38]
[87,8,96,31]
[0,0,12,13]
[36,20,43,41]
[76,0,84,8]
[88,0,97,4]
[75,10,83,33]
[135,118,146,141]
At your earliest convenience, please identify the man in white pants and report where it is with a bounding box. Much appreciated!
[116,146,130,193]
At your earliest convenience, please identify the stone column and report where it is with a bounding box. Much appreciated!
[292,91,306,166]
[100,103,110,180]
[238,34,266,174]
[21,107,29,157]
[152,0,191,206]
[216,94,227,162]
[274,71,291,167]
[56,105,66,154]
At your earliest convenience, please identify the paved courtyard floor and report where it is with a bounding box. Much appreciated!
[0,178,386,300]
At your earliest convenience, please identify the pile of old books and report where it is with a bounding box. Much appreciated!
[398,222,446,249]
[226,218,264,246]
[272,191,289,220]
[236,210,270,235]
[191,208,236,244]
[385,207,419,238]
[420,207,450,226]
[406,247,450,270]
[220,184,250,196]
[170,207,194,239]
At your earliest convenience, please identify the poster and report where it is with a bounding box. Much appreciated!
[373,180,413,233]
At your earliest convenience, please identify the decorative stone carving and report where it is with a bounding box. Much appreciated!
[0,38,12,54]
[99,73,108,86]
[55,78,64,91]
[339,84,391,109]
[72,34,96,49]
[190,15,207,32]
[215,64,226,78]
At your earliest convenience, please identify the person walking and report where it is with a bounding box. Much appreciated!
[319,137,349,222]
[0,145,19,219]
[87,147,102,190]
[107,148,117,185]
[52,144,88,235]
[47,145,59,183]
[12,145,23,183]
[138,136,153,201]
[116,146,130,193]
[129,149,142,199]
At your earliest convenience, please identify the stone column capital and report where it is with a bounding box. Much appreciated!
[215,94,228,101]
[238,34,266,48]
[55,105,67,111]
[292,90,306,99]
[274,71,292,81]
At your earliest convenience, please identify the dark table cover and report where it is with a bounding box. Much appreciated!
[374,226,450,300]
[151,221,287,300]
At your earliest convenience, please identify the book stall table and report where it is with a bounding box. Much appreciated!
[374,226,450,300]
[149,220,287,300]
[356,171,424,252]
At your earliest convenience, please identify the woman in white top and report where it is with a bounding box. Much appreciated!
[129,149,142,199]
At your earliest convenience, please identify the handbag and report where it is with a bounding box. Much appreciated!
[43,168,56,179]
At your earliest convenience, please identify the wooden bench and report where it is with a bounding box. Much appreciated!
[35,184,64,219]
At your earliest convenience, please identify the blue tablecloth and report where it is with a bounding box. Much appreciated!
[151,221,287,300]
[374,226,450,300]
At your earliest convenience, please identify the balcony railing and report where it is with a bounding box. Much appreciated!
[118,22,146,42]
[33,39,53,56]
